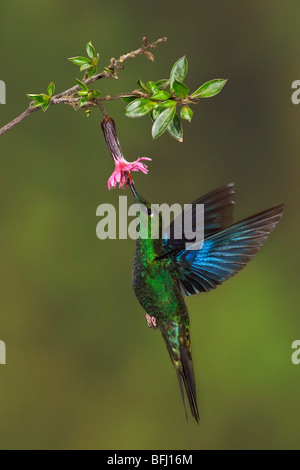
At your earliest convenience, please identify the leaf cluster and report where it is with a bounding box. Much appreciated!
[69,41,100,78]
[124,56,227,140]
[27,82,55,111]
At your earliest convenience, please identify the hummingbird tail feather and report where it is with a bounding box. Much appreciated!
[178,343,200,423]
[162,323,200,423]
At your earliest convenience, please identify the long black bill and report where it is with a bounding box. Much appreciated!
[128,179,138,199]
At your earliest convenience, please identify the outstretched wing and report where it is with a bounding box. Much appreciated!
[163,183,236,253]
[175,204,284,296]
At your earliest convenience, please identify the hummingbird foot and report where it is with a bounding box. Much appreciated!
[145,313,157,329]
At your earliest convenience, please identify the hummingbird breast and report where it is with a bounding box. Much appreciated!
[132,249,188,325]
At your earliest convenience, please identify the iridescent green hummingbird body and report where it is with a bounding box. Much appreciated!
[130,182,284,423]
[132,235,197,419]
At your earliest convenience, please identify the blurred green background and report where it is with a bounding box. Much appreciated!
[0,0,299,450]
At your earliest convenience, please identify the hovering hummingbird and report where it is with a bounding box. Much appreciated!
[100,117,284,423]
[129,182,284,423]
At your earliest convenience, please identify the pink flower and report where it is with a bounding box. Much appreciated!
[107,156,151,190]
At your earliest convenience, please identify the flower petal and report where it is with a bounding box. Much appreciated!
[107,156,151,190]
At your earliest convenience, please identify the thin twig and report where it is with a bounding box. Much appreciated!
[51,91,147,107]
[97,101,108,118]
[52,71,108,101]
[0,106,38,135]
[0,36,167,137]
[51,90,199,110]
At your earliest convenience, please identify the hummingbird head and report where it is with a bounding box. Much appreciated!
[129,182,163,255]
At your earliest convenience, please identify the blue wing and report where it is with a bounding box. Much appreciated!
[163,183,236,253]
[175,204,284,295]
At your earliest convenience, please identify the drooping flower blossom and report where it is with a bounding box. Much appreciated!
[107,155,151,190]
[101,116,151,190]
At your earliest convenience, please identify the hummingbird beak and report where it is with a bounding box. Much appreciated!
[125,172,138,200]
[129,182,138,199]
[125,172,148,206]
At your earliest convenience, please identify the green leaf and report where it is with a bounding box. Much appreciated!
[27,93,44,101]
[78,96,88,108]
[93,89,100,98]
[155,79,170,90]
[147,81,160,94]
[86,41,96,59]
[32,100,44,108]
[151,106,176,139]
[121,96,137,103]
[42,100,50,112]
[75,78,89,91]
[47,82,55,96]
[30,93,50,103]
[92,54,100,65]
[151,90,172,101]
[190,79,227,98]
[160,100,176,108]
[137,78,149,93]
[125,98,156,118]
[87,66,97,78]
[77,90,88,96]
[173,80,189,98]
[180,105,193,122]
[170,56,188,91]
[28,93,49,106]
[80,61,93,71]
[69,56,90,67]
[167,113,183,142]
[151,104,163,121]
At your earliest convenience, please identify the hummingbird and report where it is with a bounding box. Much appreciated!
[129,181,284,423]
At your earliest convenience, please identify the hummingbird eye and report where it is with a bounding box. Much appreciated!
[147,207,152,216]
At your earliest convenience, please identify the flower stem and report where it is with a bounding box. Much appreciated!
[100,116,124,161]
